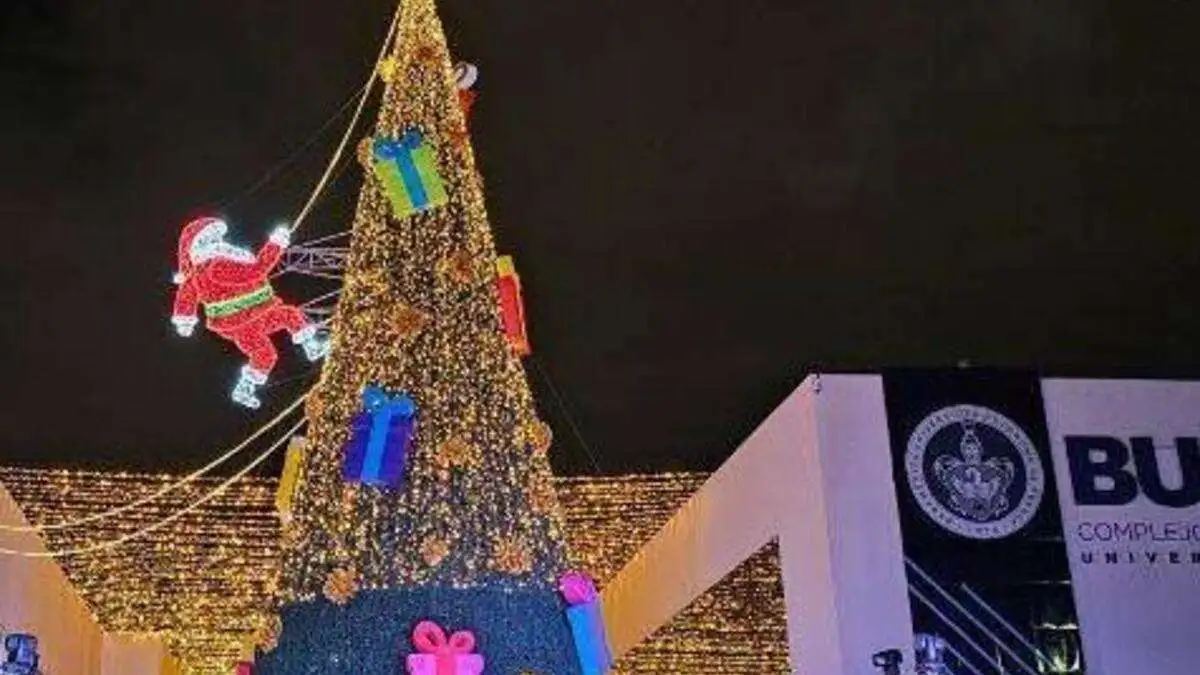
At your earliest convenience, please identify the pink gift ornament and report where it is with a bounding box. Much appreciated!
[560,571,598,606]
[406,620,485,675]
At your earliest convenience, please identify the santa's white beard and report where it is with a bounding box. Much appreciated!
[196,243,255,264]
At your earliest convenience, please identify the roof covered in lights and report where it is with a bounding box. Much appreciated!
[0,468,789,674]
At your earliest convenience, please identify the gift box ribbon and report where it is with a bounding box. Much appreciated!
[375,131,431,209]
[412,620,476,655]
[360,385,415,484]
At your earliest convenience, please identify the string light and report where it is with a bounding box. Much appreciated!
[0,393,306,533]
[0,420,302,558]
[2,470,789,674]
[286,1,404,236]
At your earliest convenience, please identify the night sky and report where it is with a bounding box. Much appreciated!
[1,1,1198,476]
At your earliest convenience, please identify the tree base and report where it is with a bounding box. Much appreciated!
[255,586,583,675]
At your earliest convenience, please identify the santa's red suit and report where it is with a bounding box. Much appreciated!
[171,217,327,408]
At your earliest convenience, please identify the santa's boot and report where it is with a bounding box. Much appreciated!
[231,365,268,409]
[293,325,330,362]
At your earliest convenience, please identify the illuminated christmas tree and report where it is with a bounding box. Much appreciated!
[256,0,581,672]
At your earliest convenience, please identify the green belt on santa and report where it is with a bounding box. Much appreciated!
[204,285,275,318]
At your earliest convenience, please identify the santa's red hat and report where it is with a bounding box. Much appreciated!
[174,217,226,284]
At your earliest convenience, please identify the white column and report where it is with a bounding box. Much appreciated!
[800,374,914,673]
[0,486,104,675]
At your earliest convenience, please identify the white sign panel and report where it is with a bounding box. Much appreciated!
[1042,379,1200,675]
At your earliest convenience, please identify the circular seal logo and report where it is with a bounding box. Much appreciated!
[905,404,1045,540]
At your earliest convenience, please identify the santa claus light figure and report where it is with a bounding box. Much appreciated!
[171,217,329,408]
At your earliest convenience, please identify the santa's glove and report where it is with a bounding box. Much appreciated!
[268,225,292,248]
[171,315,198,337]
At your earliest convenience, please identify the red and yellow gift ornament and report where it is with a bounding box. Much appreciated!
[495,255,531,357]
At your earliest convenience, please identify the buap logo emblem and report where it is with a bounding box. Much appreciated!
[905,404,1045,539]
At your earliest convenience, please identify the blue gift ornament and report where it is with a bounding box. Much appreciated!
[341,385,417,489]
[1,634,40,675]
[560,573,613,675]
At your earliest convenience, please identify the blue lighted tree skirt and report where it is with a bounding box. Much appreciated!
[255,586,583,675]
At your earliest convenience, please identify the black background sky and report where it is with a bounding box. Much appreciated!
[1,1,1198,476]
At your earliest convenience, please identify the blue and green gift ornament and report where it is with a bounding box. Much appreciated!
[359,129,449,219]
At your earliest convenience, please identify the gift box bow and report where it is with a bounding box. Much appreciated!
[362,385,415,418]
[407,621,484,675]
[373,130,426,161]
[360,386,415,465]
[345,385,416,487]
[560,572,599,606]
[412,620,476,655]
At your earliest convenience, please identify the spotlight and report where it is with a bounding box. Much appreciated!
[871,648,904,675]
